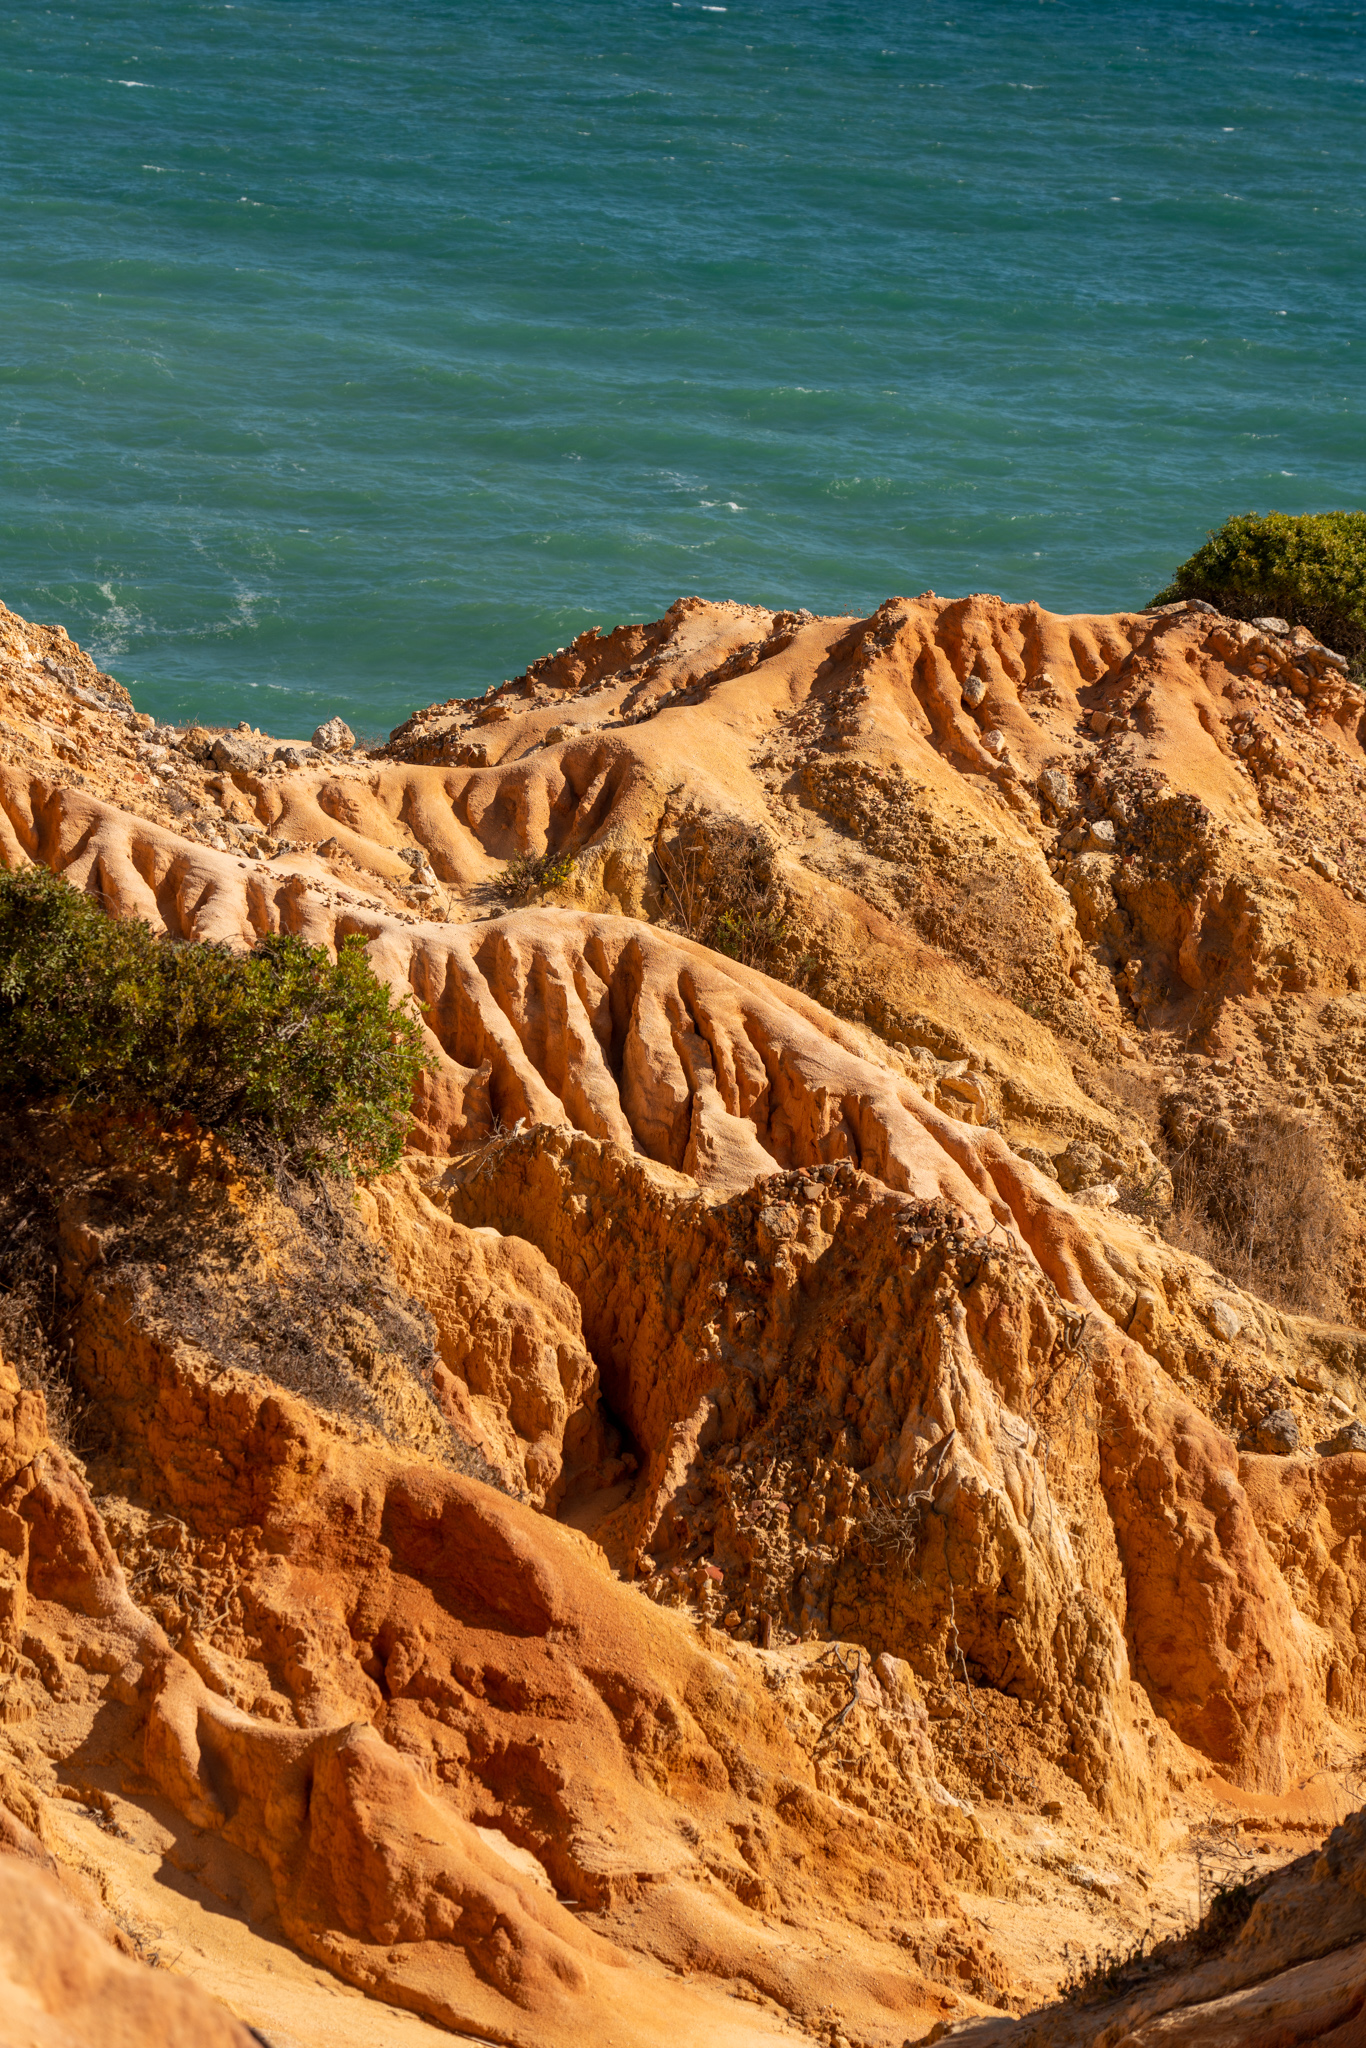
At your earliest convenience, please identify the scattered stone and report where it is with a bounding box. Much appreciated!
[1129,1288,1162,1350]
[396,845,439,898]
[209,733,267,773]
[1055,1138,1126,1192]
[1087,819,1117,851]
[312,715,356,753]
[1037,767,1071,810]
[1207,1300,1241,1343]
[1064,1861,1124,1903]
[1252,617,1291,636]
[980,727,1006,756]
[1322,1421,1366,1456]
[1241,1409,1300,1456]
[961,674,987,708]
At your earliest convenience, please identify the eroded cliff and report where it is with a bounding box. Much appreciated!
[2,590,1366,2044]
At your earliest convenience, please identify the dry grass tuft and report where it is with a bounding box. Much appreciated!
[0,1292,75,1450]
[1092,1061,1165,1137]
[862,1488,929,1567]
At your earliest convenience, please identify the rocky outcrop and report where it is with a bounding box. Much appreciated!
[6,587,1366,1282]
[418,1128,1325,1803]
[355,1170,607,1504]
[0,1115,1011,2047]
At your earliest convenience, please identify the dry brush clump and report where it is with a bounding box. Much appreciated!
[1060,1848,1269,2011]
[1161,1108,1343,1314]
[496,848,577,904]
[862,1488,931,1570]
[654,804,792,972]
[0,1276,74,1451]
[0,1129,90,1450]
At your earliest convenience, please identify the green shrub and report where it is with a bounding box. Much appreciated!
[1151,510,1366,665]
[0,865,431,1175]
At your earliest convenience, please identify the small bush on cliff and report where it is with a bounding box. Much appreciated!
[0,865,430,1175]
[1152,510,1366,666]
[656,808,791,972]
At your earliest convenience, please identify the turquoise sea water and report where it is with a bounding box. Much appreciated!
[2,1,1363,737]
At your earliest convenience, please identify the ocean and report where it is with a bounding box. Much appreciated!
[2,0,1362,738]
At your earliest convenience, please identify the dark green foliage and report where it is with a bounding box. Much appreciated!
[0,865,431,1175]
[1152,510,1366,665]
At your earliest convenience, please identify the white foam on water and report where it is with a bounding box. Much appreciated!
[89,584,144,663]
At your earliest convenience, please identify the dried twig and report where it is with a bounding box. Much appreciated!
[864,1428,956,1572]
[815,1644,862,1746]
